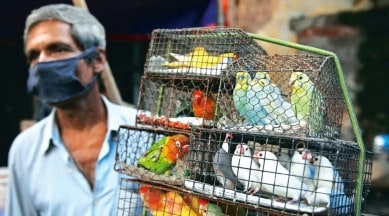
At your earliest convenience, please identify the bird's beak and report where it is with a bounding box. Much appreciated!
[289,78,296,86]
[178,144,190,159]
[253,151,258,159]
[302,150,312,161]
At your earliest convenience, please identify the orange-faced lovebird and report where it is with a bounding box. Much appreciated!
[164,191,199,216]
[138,134,190,175]
[139,184,167,215]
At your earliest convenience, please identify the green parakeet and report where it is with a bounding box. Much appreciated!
[289,72,326,134]
[137,134,190,175]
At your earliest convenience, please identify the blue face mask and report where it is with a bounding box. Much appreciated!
[27,47,98,104]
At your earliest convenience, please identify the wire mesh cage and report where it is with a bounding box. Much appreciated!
[117,178,281,216]
[136,74,221,130]
[183,127,373,215]
[116,26,372,216]
[144,27,267,77]
[218,55,344,139]
[115,125,193,185]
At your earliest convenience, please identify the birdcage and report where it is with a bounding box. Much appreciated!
[117,177,284,216]
[136,27,267,129]
[183,126,373,215]
[116,26,372,216]
[114,125,192,186]
[217,54,343,139]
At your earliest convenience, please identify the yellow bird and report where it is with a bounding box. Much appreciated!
[164,47,237,69]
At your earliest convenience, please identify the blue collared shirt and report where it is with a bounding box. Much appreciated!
[6,96,142,216]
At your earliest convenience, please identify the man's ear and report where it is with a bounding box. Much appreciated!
[92,48,106,74]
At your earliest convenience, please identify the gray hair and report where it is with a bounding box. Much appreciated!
[23,4,106,50]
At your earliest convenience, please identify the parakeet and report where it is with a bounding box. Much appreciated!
[165,47,236,69]
[192,89,217,120]
[289,72,326,133]
[183,194,211,215]
[233,71,251,123]
[290,147,315,191]
[164,191,199,216]
[213,133,244,190]
[253,72,298,125]
[200,203,224,216]
[253,151,311,202]
[311,155,345,193]
[139,184,167,215]
[231,144,262,194]
[138,134,190,175]
[245,72,275,125]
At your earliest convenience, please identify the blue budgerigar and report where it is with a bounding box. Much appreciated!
[252,72,298,125]
[244,72,275,125]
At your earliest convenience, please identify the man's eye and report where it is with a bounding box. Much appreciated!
[27,52,39,63]
[53,47,67,53]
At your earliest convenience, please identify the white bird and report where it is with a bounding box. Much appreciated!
[306,187,353,214]
[231,144,262,194]
[311,155,345,193]
[305,187,331,207]
[290,147,315,191]
[253,151,311,202]
[277,148,291,171]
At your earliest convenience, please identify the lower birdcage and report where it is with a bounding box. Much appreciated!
[114,125,372,215]
[117,177,291,216]
[182,127,372,215]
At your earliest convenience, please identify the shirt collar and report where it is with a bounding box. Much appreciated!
[39,95,125,155]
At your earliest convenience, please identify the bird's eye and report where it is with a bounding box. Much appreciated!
[298,75,303,80]
[259,153,263,157]
[175,141,181,148]
[315,157,319,161]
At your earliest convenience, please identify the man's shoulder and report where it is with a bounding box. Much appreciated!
[8,117,50,162]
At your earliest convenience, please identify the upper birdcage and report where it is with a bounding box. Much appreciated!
[144,27,266,77]
[218,54,344,139]
[116,26,371,216]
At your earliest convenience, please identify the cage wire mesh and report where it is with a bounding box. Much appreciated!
[183,127,373,215]
[115,26,372,216]
[144,27,267,77]
[117,178,283,216]
[218,54,344,139]
[115,125,192,185]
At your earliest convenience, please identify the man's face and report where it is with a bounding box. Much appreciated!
[25,20,94,85]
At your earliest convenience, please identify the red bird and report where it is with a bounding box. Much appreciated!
[192,89,216,120]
